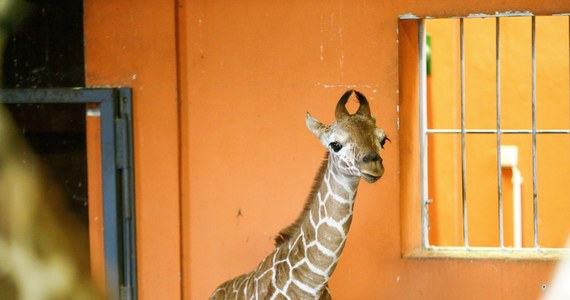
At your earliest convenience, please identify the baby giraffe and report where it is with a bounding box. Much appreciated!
[211,90,388,299]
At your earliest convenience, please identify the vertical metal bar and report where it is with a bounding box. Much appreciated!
[418,19,430,248]
[531,16,539,249]
[100,96,121,299]
[118,88,137,300]
[496,17,504,249]
[460,18,469,248]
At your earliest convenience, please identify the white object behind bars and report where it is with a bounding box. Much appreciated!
[500,145,523,248]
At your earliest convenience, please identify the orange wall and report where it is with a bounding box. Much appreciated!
[86,111,106,293]
[84,1,570,299]
[427,17,570,248]
[84,1,181,299]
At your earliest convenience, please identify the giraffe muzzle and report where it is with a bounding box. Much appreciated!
[360,154,384,183]
[361,172,382,183]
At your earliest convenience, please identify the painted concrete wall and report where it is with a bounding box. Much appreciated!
[84,0,570,299]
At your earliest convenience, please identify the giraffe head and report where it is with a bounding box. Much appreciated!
[306,90,388,183]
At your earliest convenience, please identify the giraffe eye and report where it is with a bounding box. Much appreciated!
[329,142,343,152]
[380,136,390,149]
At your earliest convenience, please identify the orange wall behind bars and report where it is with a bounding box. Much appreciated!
[83,1,570,299]
[426,17,570,248]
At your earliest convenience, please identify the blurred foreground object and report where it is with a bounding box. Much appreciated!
[0,0,102,298]
[0,104,101,299]
[541,238,570,300]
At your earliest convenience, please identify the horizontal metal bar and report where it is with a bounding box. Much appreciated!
[0,88,117,104]
[427,129,570,134]
[399,11,538,20]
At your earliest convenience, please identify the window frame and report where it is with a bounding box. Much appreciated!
[399,14,570,260]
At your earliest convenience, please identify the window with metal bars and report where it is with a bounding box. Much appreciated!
[416,14,570,255]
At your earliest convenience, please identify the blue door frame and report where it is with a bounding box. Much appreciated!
[0,88,137,300]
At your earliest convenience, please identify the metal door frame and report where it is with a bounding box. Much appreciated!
[0,88,137,300]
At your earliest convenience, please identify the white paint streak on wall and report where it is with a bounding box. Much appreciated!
[320,14,325,61]
[314,82,378,90]
[337,2,345,75]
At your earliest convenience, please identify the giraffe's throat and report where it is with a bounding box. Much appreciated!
[210,155,362,299]
[301,156,360,270]
[266,156,361,297]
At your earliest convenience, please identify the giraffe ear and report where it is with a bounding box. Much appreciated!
[306,112,330,147]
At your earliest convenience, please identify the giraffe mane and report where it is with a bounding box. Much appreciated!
[274,152,329,247]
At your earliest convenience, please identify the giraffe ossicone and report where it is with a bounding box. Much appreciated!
[211,90,388,300]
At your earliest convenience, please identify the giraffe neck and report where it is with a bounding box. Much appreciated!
[210,155,362,299]
[280,154,361,296]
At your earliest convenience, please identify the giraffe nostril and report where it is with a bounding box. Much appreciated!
[363,153,380,163]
